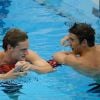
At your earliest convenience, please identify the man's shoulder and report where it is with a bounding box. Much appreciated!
[95,45,100,48]
[26,50,40,59]
[28,49,38,56]
[95,45,100,52]
[26,50,41,63]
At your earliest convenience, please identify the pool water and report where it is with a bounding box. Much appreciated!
[0,0,100,100]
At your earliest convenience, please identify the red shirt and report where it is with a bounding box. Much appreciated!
[0,64,15,74]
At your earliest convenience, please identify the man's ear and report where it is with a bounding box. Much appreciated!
[81,39,88,47]
[7,44,13,51]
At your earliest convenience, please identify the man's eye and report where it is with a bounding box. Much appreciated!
[21,49,26,51]
[69,38,74,41]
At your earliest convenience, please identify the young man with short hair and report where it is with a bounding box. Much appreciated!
[54,23,100,83]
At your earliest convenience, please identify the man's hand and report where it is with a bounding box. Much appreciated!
[2,69,27,79]
[15,61,31,72]
[61,36,70,47]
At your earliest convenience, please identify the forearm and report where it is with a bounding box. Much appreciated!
[29,64,54,74]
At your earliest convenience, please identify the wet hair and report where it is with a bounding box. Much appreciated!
[69,23,95,47]
[2,28,28,51]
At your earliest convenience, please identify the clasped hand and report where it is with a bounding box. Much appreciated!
[15,61,32,72]
[3,61,32,79]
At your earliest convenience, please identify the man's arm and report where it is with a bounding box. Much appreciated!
[26,50,54,73]
[53,51,82,68]
[0,69,27,80]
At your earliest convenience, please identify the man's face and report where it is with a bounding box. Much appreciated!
[10,40,29,61]
[68,33,81,54]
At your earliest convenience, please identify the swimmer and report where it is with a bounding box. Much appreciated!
[53,23,100,83]
[0,28,54,79]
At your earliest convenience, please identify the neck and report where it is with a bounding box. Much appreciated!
[3,52,17,65]
[80,46,95,56]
